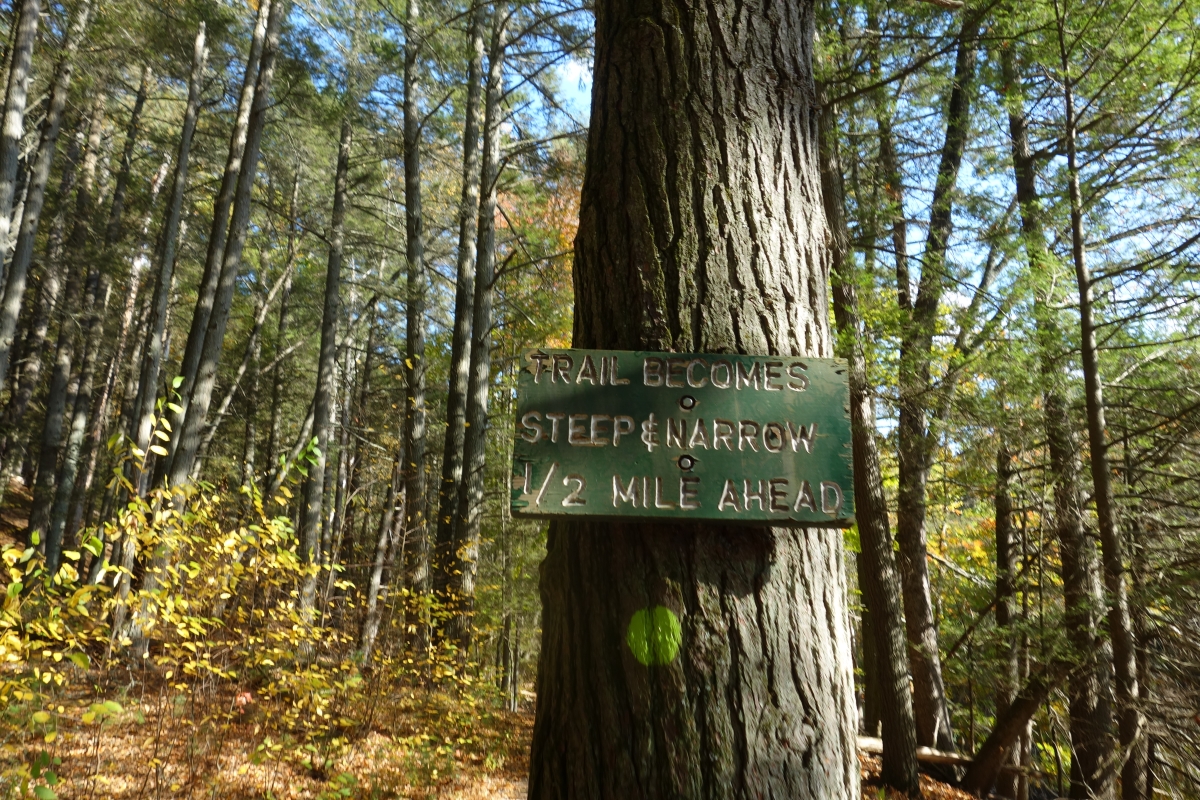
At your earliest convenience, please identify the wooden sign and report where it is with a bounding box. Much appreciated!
[510,349,854,526]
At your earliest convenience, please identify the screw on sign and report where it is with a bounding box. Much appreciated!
[510,348,855,527]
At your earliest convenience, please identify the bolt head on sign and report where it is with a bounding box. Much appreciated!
[510,349,855,526]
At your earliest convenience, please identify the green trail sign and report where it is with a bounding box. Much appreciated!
[510,349,855,526]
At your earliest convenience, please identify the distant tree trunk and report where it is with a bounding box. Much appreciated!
[894,16,980,753]
[164,0,284,490]
[402,0,430,651]
[0,126,81,473]
[26,92,105,549]
[1055,20,1144,800]
[70,152,170,537]
[156,0,270,483]
[48,63,154,555]
[360,455,401,661]
[448,5,507,653]
[820,93,921,796]
[994,445,1021,800]
[240,278,263,485]
[1004,50,1115,800]
[130,23,207,493]
[299,113,351,612]
[265,172,299,478]
[0,0,41,271]
[527,0,859,795]
[432,0,487,610]
[0,0,91,393]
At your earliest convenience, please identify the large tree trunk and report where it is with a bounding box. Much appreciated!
[299,114,352,612]
[431,1,486,612]
[819,92,920,796]
[156,0,270,483]
[131,24,207,491]
[0,0,41,271]
[893,17,980,753]
[401,0,430,652]
[0,0,91,393]
[448,5,507,653]
[164,0,284,489]
[1055,21,1144,800]
[26,92,105,549]
[527,0,859,796]
[1004,50,1115,800]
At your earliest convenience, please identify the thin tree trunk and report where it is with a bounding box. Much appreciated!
[156,0,270,483]
[299,113,352,612]
[26,92,105,548]
[266,171,300,479]
[820,91,921,796]
[165,0,285,489]
[240,275,263,485]
[0,0,91,393]
[49,63,155,554]
[1055,16,1144,798]
[1004,49,1115,800]
[130,23,207,493]
[191,256,296,474]
[995,445,1021,800]
[71,152,169,536]
[402,0,430,652]
[894,16,980,753]
[432,0,487,608]
[449,5,507,653]
[0,0,41,271]
[0,126,80,473]
[527,0,859,794]
[360,455,401,661]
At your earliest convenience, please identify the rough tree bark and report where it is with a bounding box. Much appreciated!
[1004,49,1115,800]
[402,0,430,650]
[299,114,352,612]
[894,16,980,753]
[0,0,92,393]
[432,0,486,610]
[360,454,401,661]
[1055,17,1144,799]
[526,0,860,796]
[448,4,507,652]
[820,93,921,796]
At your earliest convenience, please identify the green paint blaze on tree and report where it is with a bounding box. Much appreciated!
[626,606,682,666]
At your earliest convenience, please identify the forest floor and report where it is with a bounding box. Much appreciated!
[3,674,534,798]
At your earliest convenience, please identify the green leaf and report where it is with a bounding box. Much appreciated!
[171,376,184,389]
[82,537,103,558]
[68,652,90,670]
[31,711,50,724]
[29,530,40,546]
[33,785,58,799]
[149,445,168,456]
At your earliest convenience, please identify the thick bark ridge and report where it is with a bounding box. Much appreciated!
[528,0,858,796]
[0,0,41,267]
